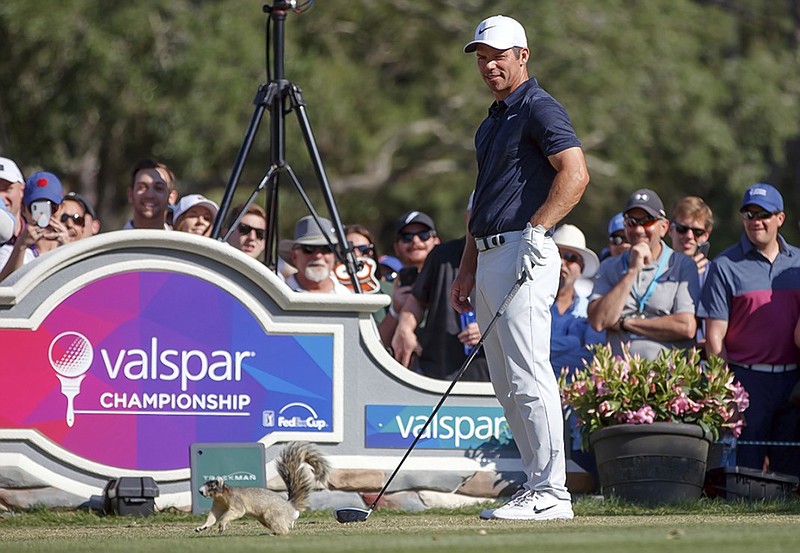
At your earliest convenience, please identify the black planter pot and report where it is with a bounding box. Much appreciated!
[590,422,711,505]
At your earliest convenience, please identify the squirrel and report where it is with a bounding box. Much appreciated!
[195,442,330,535]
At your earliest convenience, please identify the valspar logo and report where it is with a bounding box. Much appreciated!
[47,332,258,426]
[277,402,328,430]
[365,405,515,450]
[99,337,255,391]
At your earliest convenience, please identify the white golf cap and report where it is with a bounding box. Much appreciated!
[173,193,219,224]
[0,157,24,184]
[464,15,528,53]
[552,224,600,278]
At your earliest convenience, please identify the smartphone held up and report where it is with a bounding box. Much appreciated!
[30,200,53,228]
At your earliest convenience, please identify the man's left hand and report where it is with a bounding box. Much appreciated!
[516,223,548,279]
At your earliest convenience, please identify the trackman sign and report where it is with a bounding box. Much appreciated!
[0,271,336,471]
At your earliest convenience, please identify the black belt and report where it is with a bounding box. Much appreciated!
[475,227,554,253]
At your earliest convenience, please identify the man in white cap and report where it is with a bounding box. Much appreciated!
[550,224,604,375]
[551,224,604,483]
[0,156,26,244]
[282,215,351,295]
[451,15,590,520]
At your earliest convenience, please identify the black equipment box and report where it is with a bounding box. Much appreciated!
[103,476,160,516]
[705,466,798,501]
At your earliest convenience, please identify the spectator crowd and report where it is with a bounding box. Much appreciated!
[1,153,798,480]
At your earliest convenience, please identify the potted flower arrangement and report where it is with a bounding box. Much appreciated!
[559,344,749,503]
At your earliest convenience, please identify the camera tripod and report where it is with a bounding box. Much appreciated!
[211,1,361,291]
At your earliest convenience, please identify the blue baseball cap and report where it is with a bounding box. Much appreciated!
[741,183,783,213]
[607,212,625,236]
[378,255,403,273]
[24,171,63,207]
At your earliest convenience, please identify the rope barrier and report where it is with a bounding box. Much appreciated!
[731,440,800,447]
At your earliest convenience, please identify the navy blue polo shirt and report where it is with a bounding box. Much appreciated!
[468,77,581,238]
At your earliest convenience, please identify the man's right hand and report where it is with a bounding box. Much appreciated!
[627,242,652,272]
[391,279,413,314]
[391,320,420,368]
[450,271,475,314]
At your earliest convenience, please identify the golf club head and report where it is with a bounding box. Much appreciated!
[334,507,371,523]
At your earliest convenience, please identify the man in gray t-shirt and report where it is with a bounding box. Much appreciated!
[588,189,700,359]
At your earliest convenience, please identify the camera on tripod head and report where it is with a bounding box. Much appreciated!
[265,0,297,11]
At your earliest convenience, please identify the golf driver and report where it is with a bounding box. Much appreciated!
[333,274,527,523]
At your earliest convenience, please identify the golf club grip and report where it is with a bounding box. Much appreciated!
[368,274,527,511]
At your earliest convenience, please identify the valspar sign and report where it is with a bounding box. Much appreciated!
[365,405,515,450]
[0,272,336,471]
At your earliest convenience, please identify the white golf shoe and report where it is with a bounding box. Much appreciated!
[480,489,526,520]
[489,490,574,521]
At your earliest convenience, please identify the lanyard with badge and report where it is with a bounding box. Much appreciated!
[622,244,671,316]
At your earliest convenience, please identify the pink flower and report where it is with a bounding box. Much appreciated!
[621,405,655,424]
[636,405,655,423]
[559,344,750,444]
[669,396,690,415]
[731,381,750,411]
[728,419,745,438]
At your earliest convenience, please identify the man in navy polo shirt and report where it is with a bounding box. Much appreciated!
[700,183,800,478]
[451,14,589,521]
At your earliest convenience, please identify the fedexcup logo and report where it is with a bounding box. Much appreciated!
[48,331,93,427]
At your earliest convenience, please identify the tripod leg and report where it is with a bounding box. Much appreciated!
[211,88,270,240]
[288,84,361,291]
[221,167,279,244]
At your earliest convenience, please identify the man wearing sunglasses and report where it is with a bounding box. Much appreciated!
[0,171,70,281]
[281,215,351,295]
[668,196,713,280]
[391,196,488,382]
[699,183,800,479]
[600,212,630,261]
[378,211,441,344]
[391,210,440,274]
[62,192,101,241]
[588,188,700,360]
[551,224,603,376]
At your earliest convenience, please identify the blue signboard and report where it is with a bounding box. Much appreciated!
[365,405,515,450]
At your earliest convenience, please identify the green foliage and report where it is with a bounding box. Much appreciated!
[0,0,798,251]
[559,345,750,448]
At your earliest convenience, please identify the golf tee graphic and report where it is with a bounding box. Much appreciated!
[49,331,93,427]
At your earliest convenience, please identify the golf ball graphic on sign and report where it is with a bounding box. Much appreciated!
[48,331,93,427]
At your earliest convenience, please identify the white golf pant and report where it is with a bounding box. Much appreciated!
[475,232,570,500]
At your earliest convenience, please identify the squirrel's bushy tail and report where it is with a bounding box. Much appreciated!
[276,442,330,512]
